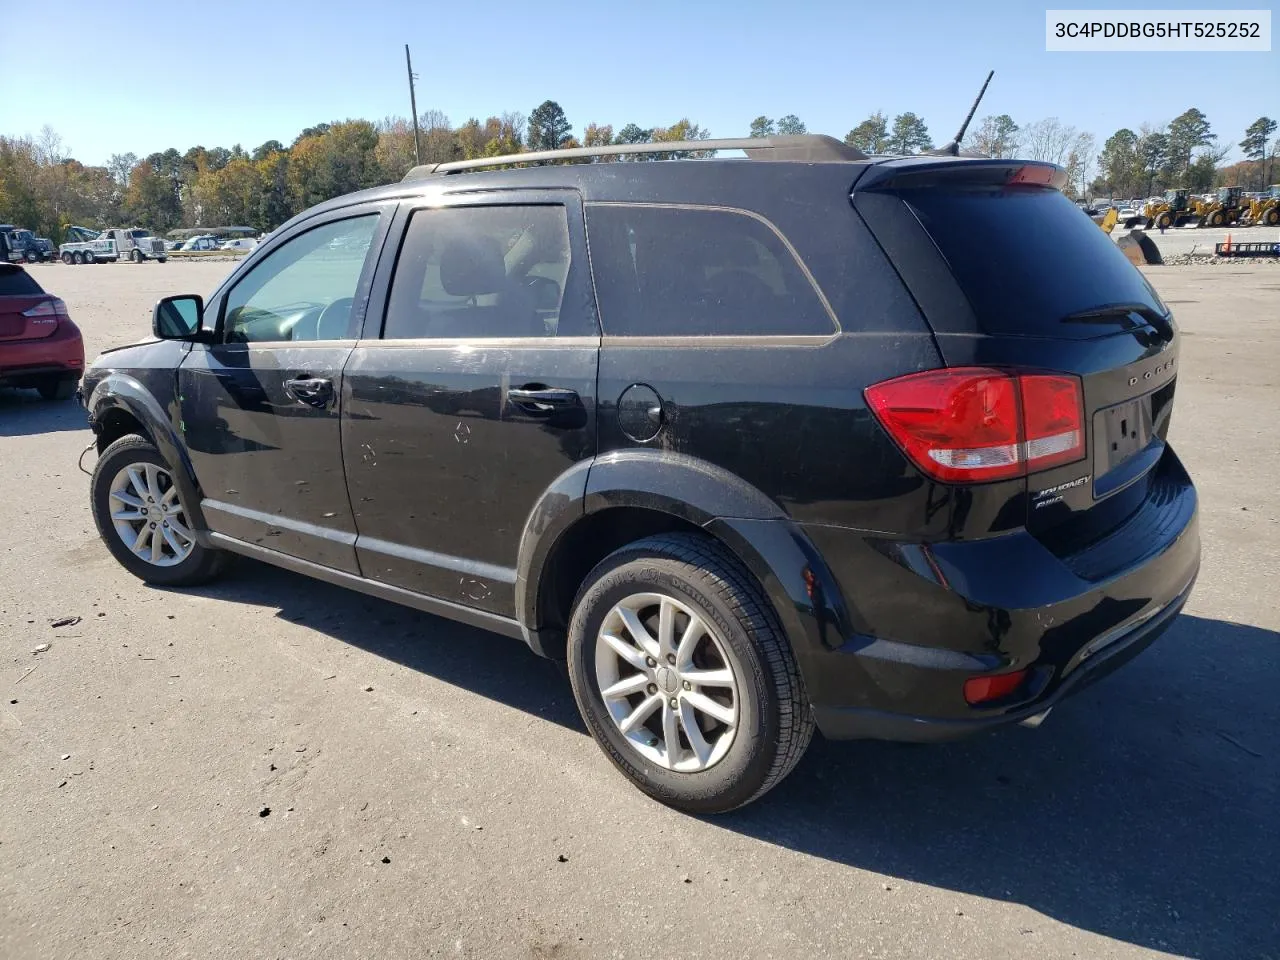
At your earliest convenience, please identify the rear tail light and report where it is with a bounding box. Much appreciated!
[865,367,1085,484]
[964,669,1029,705]
[22,298,70,322]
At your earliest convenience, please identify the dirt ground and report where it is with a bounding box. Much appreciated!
[2,260,1277,960]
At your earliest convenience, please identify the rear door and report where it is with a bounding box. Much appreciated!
[179,204,394,572]
[855,163,1182,556]
[341,190,599,615]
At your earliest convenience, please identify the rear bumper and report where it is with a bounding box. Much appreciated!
[0,325,84,385]
[813,571,1194,740]
[789,450,1200,741]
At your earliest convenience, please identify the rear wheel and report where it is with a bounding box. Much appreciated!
[61,252,73,265]
[1266,208,1279,226]
[90,435,227,586]
[37,376,76,401]
[567,533,813,814]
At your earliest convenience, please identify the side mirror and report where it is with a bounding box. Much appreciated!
[153,294,204,339]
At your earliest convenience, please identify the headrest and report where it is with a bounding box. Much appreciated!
[440,234,505,296]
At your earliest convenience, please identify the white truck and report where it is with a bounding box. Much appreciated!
[59,227,168,265]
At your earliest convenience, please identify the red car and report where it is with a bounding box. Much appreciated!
[0,263,84,401]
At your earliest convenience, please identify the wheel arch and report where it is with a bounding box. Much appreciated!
[88,374,208,531]
[516,451,847,667]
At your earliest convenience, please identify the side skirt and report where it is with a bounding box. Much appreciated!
[208,532,526,643]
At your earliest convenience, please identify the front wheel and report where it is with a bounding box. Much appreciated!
[157,257,167,264]
[567,533,813,814]
[90,435,227,586]
[24,249,38,263]
[130,248,142,263]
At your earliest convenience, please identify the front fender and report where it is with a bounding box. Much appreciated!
[89,373,208,533]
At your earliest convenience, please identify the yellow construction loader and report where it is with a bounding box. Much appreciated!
[1196,186,1249,227]
[1125,189,1197,229]
[1241,185,1280,227]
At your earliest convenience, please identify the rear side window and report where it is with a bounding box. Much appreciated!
[586,204,836,337]
[0,267,43,296]
[896,186,1164,335]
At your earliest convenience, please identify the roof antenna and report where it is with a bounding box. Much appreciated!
[931,70,994,156]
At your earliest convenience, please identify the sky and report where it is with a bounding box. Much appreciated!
[2,0,1276,166]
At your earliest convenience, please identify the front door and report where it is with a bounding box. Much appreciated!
[342,191,600,615]
[179,207,391,572]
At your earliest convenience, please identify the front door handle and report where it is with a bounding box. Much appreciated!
[508,386,580,414]
[285,376,334,409]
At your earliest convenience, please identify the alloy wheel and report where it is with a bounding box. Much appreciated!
[594,592,739,772]
[107,462,196,567]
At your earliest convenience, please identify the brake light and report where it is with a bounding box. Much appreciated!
[1007,165,1057,186]
[22,298,69,322]
[865,367,1085,483]
[964,669,1029,705]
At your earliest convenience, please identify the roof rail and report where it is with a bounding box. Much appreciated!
[402,134,866,181]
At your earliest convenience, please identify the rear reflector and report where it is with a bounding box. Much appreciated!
[864,367,1085,484]
[964,669,1028,705]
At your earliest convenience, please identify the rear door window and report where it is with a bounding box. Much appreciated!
[585,204,836,337]
[383,205,573,339]
[892,186,1165,337]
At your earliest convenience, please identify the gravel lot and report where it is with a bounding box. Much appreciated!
[2,260,1278,960]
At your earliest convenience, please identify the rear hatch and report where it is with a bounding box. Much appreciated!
[0,265,56,342]
[855,160,1186,571]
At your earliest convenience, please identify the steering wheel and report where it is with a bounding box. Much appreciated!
[314,297,356,340]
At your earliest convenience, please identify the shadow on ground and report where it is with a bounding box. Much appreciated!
[0,389,87,437]
[198,560,1278,960]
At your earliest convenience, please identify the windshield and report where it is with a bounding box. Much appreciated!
[130,230,151,238]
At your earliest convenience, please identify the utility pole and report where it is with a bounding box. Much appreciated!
[405,44,421,166]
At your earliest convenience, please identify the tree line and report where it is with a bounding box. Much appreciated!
[2,100,1276,241]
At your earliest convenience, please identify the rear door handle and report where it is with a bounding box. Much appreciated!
[508,386,580,414]
[285,376,334,409]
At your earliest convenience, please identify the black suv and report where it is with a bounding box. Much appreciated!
[80,135,1199,813]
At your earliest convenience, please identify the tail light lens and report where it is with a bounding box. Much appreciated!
[22,298,70,322]
[865,367,1085,484]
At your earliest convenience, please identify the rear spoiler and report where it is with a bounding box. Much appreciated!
[857,159,1067,192]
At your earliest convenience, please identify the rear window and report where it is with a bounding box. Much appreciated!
[898,186,1164,334]
[586,204,836,337]
[0,266,43,296]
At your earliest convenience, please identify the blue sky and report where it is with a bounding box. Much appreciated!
[3,0,1275,165]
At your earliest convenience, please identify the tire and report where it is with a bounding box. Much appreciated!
[71,252,83,265]
[37,376,76,402]
[1266,209,1279,227]
[1208,211,1224,227]
[1157,213,1172,229]
[62,252,73,265]
[24,249,38,263]
[90,435,227,587]
[158,257,167,264]
[566,533,813,814]
[130,248,142,263]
